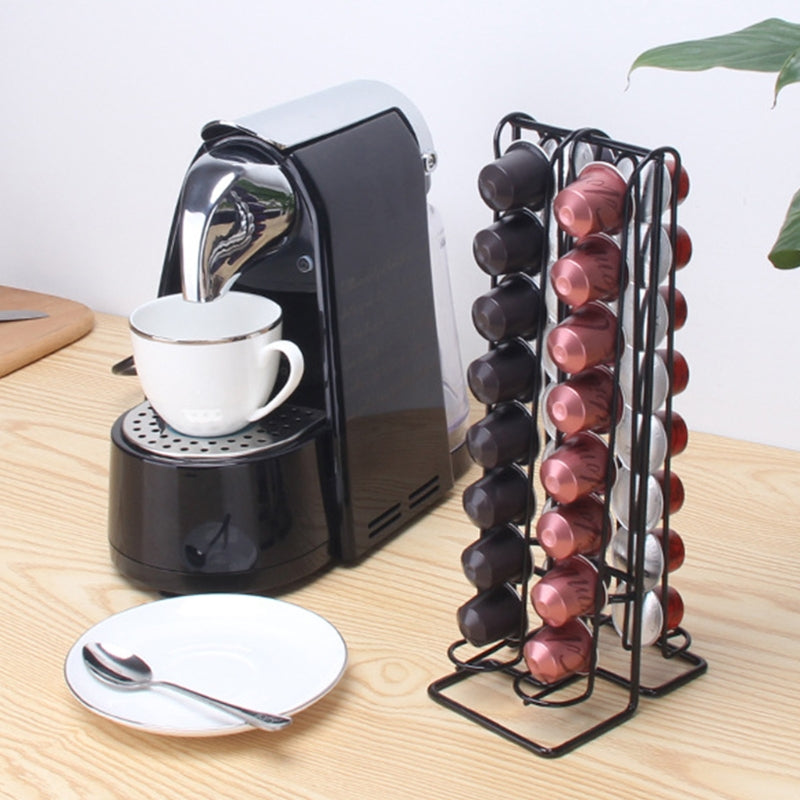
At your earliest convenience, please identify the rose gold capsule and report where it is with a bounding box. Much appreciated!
[549,233,623,306]
[536,495,606,560]
[523,618,593,684]
[539,432,609,504]
[530,554,601,627]
[553,162,628,238]
[546,301,618,375]
[545,365,619,436]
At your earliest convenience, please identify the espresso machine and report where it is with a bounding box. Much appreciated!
[108,81,467,594]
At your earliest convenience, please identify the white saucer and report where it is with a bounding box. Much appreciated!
[64,594,347,736]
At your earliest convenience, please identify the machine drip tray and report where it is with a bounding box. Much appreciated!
[121,401,327,460]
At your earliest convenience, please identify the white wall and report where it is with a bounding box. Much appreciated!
[2,0,800,449]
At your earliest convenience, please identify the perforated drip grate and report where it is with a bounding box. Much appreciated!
[121,401,326,460]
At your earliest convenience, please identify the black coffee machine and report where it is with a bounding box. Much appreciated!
[108,81,465,594]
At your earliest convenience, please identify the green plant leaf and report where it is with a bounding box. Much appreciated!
[774,48,800,103]
[769,188,800,268]
[629,18,800,78]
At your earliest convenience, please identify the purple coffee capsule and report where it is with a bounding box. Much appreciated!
[466,402,537,470]
[478,140,552,212]
[461,524,532,591]
[457,583,523,647]
[472,211,545,277]
[462,464,532,529]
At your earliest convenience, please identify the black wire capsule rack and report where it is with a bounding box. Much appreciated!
[428,114,707,757]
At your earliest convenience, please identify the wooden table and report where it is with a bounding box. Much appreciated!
[1,313,799,799]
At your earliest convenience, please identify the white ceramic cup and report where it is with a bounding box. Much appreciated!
[129,292,304,437]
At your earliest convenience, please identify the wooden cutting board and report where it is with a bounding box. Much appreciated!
[0,286,95,377]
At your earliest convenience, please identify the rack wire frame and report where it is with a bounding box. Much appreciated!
[428,114,708,758]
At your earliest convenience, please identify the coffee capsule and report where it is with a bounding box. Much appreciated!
[610,528,664,592]
[545,301,618,375]
[457,583,523,647]
[471,274,542,342]
[478,140,552,212]
[536,495,607,560]
[655,469,685,515]
[611,588,664,647]
[539,432,610,504]
[553,161,628,238]
[472,211,546,276]
[659,286,688,330]
[462,464,532,529]
[666,155,690,204]
[651,527,685,572]
[610,467,664,531]
[467,340,537,405]
[523,618,593,684]
[461,525,531,591]
[654,409,688,457]
[466,402,537,469]
[615,405,668,473]
[530,555,601,627]
[550,233,623,307]
[625,223,672,287]
[654,584,685,630]
[657,349,690,395]
[545,365,619,436]
[673,225,692,269]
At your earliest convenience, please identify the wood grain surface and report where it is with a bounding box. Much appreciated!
[1,313,798,799]
[0,286,94,377]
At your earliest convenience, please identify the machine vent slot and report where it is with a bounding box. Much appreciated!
[408,476,440,509]
[368,503,402,537]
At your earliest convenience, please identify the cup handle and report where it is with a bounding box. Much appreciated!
[246,340,305,422]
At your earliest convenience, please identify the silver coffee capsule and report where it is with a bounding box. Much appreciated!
[611,587,664,647]
[610,467,664,531]
[610,527,664,592]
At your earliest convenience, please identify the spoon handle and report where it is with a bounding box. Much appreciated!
[156,680,292,731]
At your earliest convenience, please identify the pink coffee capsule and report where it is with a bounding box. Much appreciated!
[545,365,619,436]
[549,233,623,307]
[654,584,685,630]
[523,618,593,685]
[546,301,618,375]
[530,554,601,627]
[651,527,686,572]
[536,495,606,560]
[539,431,609,504]
[553,162,628,238]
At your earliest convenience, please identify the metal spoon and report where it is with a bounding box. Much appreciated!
[82,642,292,731]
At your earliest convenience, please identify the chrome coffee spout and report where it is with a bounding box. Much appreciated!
[178,150,295,302]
